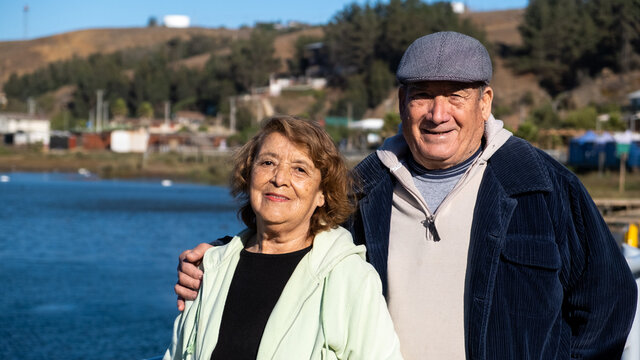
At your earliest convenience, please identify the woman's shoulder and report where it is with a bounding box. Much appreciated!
[202,229,253,270]
[313,226,379,282]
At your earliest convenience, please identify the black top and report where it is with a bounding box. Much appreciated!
[210,245,312,360]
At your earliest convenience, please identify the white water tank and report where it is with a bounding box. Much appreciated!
[163,15,190,28]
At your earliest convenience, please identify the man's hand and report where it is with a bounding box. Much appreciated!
[175,243,213,311]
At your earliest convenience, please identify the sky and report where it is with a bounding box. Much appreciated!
[0,0,528,42]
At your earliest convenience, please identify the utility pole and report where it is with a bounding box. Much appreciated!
[27,97,35,115]
[23,5,29,40]
[164,101,170,127]
[103,101,109,130]
[96,89,104,132]
[347,102,353,151]
[229,96,237,133]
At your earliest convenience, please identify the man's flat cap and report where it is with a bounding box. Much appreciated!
[396,31,492,85]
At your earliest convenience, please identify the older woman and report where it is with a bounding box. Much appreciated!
[164,116,401,360]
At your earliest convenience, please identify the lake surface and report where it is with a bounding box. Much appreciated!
[0,172,244,360]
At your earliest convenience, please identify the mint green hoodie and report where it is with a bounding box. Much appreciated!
[163,226,403,360]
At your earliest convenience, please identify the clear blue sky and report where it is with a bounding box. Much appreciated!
[0,0,528,42]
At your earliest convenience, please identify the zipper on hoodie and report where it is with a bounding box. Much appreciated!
[415,156,486,243]
[422,215,441,242]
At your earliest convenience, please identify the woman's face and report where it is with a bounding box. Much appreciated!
[249,132,325,234]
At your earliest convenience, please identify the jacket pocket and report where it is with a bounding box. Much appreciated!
[497,237,563,317]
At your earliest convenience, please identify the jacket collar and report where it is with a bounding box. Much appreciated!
[486,136,552,196]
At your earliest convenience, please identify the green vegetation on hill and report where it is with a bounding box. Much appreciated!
[512,0,640,96]
[2,1,486,128]
[2,0,640,146]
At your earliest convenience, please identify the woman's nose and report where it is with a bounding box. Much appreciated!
[271,165,290,186]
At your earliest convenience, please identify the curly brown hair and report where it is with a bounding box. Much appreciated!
[230,115,354,237]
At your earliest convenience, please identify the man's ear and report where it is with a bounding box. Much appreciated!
[398,85,407,120]
[480,86,494,121]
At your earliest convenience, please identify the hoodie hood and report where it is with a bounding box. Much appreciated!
[204,226,365,281]
[376,114,511,173]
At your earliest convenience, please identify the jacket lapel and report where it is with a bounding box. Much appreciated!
[464,137,553,360]
[464,166,516,360]
[359,176,394,295]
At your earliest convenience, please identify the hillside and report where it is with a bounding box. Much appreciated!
[0,27,250,84]
[2,9,637,130]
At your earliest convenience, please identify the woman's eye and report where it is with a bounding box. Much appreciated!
[295,167,307,174]
[261,160,273,166]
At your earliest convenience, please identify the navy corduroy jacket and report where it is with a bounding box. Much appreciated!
[347,136,637,359]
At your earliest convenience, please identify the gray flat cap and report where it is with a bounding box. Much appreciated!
[396,31,492,84]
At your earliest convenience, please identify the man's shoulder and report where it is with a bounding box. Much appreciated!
[352,152,391,193]
[489,137,578,195]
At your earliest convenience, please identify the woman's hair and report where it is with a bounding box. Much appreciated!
[230,115,355,236]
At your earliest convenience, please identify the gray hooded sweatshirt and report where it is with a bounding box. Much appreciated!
[375,115,511,359]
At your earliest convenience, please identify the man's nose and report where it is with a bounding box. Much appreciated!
[430,96,451,124]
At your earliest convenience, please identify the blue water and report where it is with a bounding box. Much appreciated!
[0,172,244,360]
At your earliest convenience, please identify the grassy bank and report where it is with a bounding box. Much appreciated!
[1,146,638,198]
[0,146,235,185]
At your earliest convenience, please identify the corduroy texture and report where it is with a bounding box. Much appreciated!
[348,136,636,359]
[396,31,492,85]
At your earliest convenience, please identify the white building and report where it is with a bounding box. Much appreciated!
[110,129,149,153]
[0,113,50,146]
[164,15,190,28]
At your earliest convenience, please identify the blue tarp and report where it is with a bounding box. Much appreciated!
[569,132,640,169]
[568,131,619,169]
[629,142,640,168]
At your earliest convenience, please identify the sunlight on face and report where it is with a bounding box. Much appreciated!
[400,81,493,169]
[249,132,325,234]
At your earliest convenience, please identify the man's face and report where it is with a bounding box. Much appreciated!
[399,81,493,170]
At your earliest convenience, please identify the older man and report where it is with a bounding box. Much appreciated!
[175,32,636,359]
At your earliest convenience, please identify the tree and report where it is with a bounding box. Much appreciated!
[366,60,394,108]
[137,102,154,119]
[131,56,170,110]
[586,0,640,73]
[111,98,128,118]
[382,112,401,137]
[324,0,486,114]
[325,3,381,81]
[516,0,640,95]
[517,0,598,95]
[514,121,539,142]
[563,106,597,129]
[527,102,561,129]
[229,29,279,92]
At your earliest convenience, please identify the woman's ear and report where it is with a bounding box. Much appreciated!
[315,191,325,208]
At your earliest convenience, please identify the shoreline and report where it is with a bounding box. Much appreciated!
[1,148,639,197]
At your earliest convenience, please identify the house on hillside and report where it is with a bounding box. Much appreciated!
[0,112,50,147]
[175,111,206,131]
[627,89,640,131]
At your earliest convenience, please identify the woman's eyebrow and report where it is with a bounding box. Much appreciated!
[291,158,314,167]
